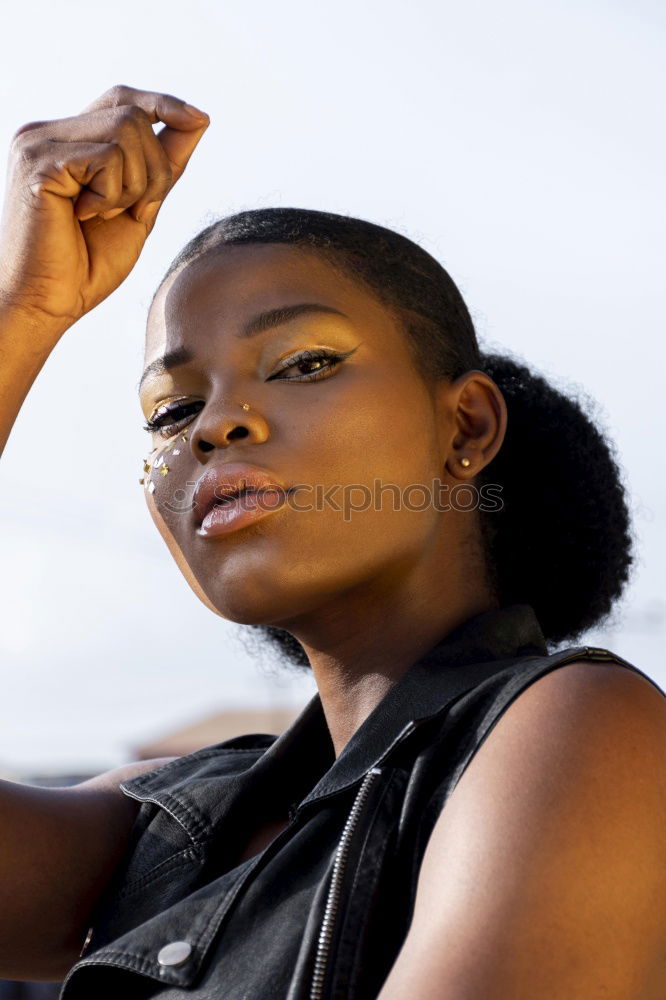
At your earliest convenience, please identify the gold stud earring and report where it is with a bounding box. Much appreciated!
[461,457,471,468]
[241,402,250,411]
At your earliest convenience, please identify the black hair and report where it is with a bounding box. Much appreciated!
[158,207,636,669]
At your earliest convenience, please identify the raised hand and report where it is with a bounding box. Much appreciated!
[0,84,209,333]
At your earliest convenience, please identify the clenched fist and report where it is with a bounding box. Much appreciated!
[0,84,209,334]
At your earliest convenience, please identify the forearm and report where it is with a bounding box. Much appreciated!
[0,305,68,459]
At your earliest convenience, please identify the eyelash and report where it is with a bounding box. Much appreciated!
[142,348,354,438]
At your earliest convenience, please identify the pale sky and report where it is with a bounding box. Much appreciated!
[0,0,664,776]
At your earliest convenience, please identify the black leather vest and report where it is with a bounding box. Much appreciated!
[58,603,665,999]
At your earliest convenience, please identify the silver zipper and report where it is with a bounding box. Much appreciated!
[308,644,618,998]
[310,766,382,1000]
[79,925,94,958]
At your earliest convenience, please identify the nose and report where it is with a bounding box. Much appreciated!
[190,400,269,454]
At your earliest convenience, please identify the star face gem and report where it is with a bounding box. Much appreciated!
[148,481,156,493]
[154,455,164,468]
[172,449,180,456]
[160,464,170,476]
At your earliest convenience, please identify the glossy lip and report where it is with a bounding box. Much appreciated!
[192,462,291,531]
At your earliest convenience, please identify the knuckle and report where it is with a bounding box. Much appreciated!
[116,105,151,135]
[156,163,173,188]
[122,175,145,201]
[12,138,42,170]
[98,140,122,166]
[116,105,140,126]
[10,122,43,149]
[105,83,132,104]
[149,166,172,197]
[26,175,49,196]
[154,146,174,187]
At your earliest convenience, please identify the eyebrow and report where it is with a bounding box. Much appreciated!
[138,302,349,392]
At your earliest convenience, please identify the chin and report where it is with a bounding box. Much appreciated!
[197,567,336,629]
[199,586,299,628]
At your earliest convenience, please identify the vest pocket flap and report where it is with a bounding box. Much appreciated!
[105,795,204,905]
[62,855,259,995]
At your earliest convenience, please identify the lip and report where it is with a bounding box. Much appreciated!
[192,463,291,538]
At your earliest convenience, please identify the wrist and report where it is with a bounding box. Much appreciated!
[0,296,74,346]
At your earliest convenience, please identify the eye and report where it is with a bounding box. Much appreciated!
[143,399,204,438]
[267,347,358,382]
[142,347,360,437]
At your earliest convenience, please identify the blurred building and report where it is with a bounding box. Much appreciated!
[131,706,302,759]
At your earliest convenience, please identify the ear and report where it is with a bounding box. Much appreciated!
[439,369,507,479]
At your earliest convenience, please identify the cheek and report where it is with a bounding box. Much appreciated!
[140,435,221,614]
[312,386,438,505]
[141,433,192,523]
[284,398,440,564]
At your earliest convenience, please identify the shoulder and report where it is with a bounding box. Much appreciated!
[437,657,666,864]
[490,655,666,759]
[377,659,666,998]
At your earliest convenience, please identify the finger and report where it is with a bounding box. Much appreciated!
[67,145,125,219]
[80,84,209,133]
[94,111,148,220]
[22,140,124,216]
[126,113,175,223]
[13,94,209,225]
[11,120,50,141]
[22,109,157,221]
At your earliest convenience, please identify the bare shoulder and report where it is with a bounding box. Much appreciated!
[376,659,666,999]
[440,657,666,843]
[438,656,666,882]
[491,656,666,764]
[514,655,666,725]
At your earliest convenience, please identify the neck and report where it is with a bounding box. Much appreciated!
[282,558,498,758]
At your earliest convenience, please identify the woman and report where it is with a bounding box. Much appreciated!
[0,85,664,999]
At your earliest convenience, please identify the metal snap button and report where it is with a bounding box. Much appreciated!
[157,940,192,967]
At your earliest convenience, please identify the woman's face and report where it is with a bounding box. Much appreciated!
[140,243,466,629]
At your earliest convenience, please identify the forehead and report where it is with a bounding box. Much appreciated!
[145,243,394,355]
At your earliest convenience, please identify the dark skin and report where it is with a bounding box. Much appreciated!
[142,266,666,996]
[2,86,664,993]
[142,244,507,757]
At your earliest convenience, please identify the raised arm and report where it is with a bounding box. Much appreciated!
[0,85,209,978]
[0,83,209,457]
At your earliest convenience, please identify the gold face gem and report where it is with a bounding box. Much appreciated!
[143,460,151,474]
[160,464,170,477]
[139,477,145,486]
